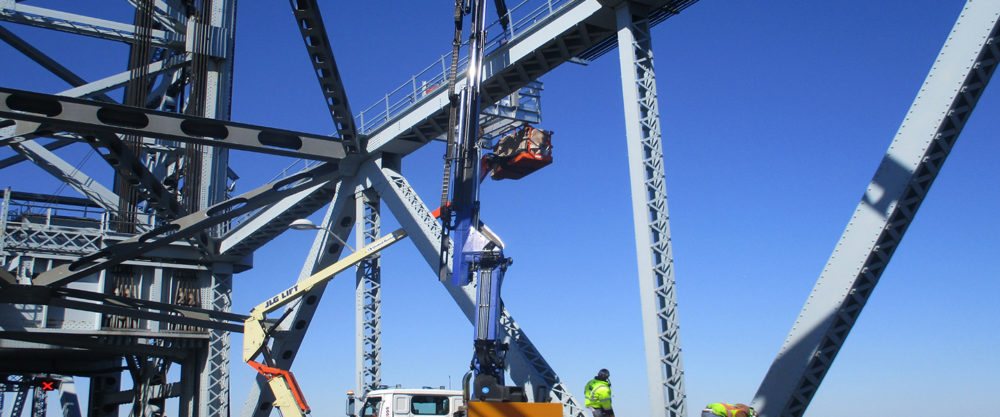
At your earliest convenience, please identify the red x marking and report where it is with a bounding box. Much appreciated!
[40,381,55,391]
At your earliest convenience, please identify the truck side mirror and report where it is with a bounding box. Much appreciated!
[346,391,356,417]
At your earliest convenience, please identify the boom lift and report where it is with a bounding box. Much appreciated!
[437,0,558,416]
[249,0,555,414]
[243,225,410,417]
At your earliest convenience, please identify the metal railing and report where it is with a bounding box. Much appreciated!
[232,1,568,232]
[353,0,576,134]
[3,199,105,224]
[0,196,165,254]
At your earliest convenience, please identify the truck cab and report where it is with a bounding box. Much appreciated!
[348,388,464,417]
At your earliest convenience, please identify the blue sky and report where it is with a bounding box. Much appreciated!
[2,1,998,416]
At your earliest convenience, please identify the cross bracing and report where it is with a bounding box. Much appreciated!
[1,1,997,417]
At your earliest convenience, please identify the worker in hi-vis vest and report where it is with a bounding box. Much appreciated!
[703,402,756,417]
[584,369,614,417]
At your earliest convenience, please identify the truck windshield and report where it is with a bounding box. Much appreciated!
[410,395,449,415]
[361,397,381,417]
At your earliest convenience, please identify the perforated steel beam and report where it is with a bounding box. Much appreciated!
[616,4,685,417]
[752,2,1000,416]
[287,0,360,152]
[4,101,179,219]
[219,167,341,258]
[0,87,347,161]
[240,179,356,417]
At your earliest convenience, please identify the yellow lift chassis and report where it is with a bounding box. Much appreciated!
[243,227,409,417]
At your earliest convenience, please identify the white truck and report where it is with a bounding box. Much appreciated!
[347,388,465,417]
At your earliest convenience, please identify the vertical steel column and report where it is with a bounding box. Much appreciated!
[201,263,232,417]
[11,379,28,417]
[753,2,1000,416]
[57,376,82,417]
[88,372,120,417]
[615,4,686,417]
[190,1,237,416]
[30,385,45,417]
[1,188,9,261]
[355,188,383,396]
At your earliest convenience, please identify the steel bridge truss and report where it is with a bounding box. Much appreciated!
[4,0,992,416]
[2,0,242,416]
[2,1,697,416]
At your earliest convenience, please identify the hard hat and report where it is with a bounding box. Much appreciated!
[597,369,610,381]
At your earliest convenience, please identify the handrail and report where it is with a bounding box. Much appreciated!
[353,0,575,135]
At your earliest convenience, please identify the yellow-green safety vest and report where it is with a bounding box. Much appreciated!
[705,403,752,417]
[584,379,611,409]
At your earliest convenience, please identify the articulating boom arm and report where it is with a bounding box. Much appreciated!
[438,0,524,403]
[243,227,408,417]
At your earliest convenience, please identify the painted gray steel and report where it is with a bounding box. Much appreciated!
[615,4,685,417]
[0,3,183,48]
[0,0,704,414]
[752,1,1000,416]
[288,0,361,152]
[355,189,383,396]
[240,183,356,417]
[0,88,347,162]
[370,165,587,417]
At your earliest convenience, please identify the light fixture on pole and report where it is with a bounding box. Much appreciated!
[288,218,355,253]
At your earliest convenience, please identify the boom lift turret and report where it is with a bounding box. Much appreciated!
[437,1,557,416]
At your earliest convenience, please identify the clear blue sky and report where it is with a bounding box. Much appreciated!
[2,1,998,416]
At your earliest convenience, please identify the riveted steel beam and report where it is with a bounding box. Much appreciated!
[355,187,382,396]
[219,172,343,259]
[616,3,686,417]
[287,0,361,152]
[753,2,1000,416]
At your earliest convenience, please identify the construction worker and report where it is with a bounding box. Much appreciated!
[703,402,756,417]
[584,369,614,417]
